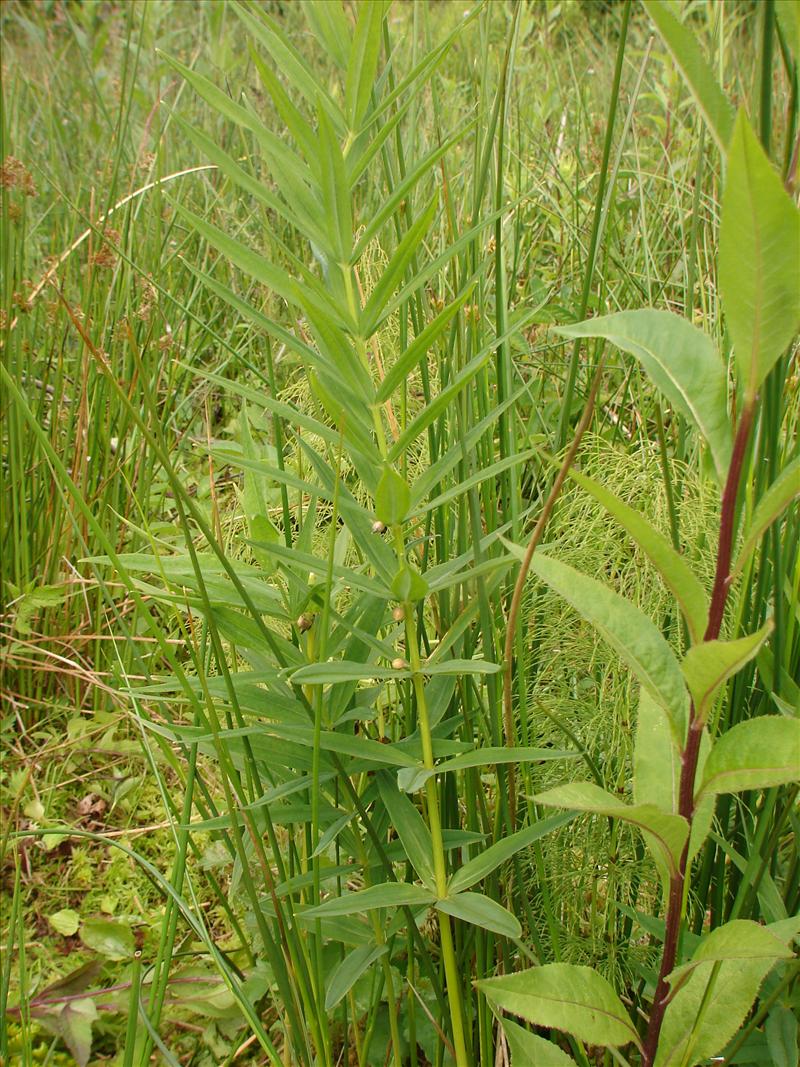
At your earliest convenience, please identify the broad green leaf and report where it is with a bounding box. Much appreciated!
[376,773,435,889]
[527,552,689,741]
[436,892,521,940]
[733,457,800,577]
[642,0,734,151]
[681,622,772,721]
[565,464,709,643]
[634,690,713,879]
[719,110,800,399]
[478,963,641,1050]
[375,466,411,525]
[345,0,384,128]
[33,998,97,1067]
[448,812,576,894]
[556,310,731,484]
[655,919,796,1067]
[49,909,80,936]
[535,781,689,879]
[766,1004,799,1067]
[666,920,791,990]
[79,918,134,961]
[501,1020,577,1066]
[375,287,473,404]
[304,881,435,918]
[696,716,800,798]
[325,943,388,1011]
[361,196,439,337]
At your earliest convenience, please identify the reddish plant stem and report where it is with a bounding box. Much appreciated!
[642,400,756,1066]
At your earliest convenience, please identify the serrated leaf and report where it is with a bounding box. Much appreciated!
[478,963,641,1050]
[696,716,800,798]
[535,781,689,879]
[733,456,800,577]
[304,881,435,918]
[501,1020,577,1066]
[376,772,435,889]
[564,464,709,643]
[556,310,731,484]
[449,812,575,894]
[436,892,521,940]
[527,551,689,741]
[642,0,734,151]
[681,622,772,720]
[375,466,411,525]
[655,919,795,1067]
[719,110,800,399]
[325,943,388,1011]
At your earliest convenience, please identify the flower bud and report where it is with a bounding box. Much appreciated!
[296,614,313,633]
[391,657,407,670]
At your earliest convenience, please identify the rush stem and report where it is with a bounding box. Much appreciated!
[642,400,756,1066]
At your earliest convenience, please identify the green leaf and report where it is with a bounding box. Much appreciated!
[436,892,521,940]
[316,101,352,263]
[527,551,689,741]
[501,1020,577,1066]
[449,812,576,894]
[345,0,384,128]
[766,1004,799,1067]
[564,463,709,643]
[376,773,435,889]
[634,690,713,880]
[33,999,97,1067]
[375,466,411,526]
[375,287,473,404]
[696,716,800,798]
[360,196,439,337]
[535,781,689,879]
[49,908,81,936]
[642,0,735,151]
[776,0,800,58]
[325,943,388,1011]
[681,623,772,720]
[304,881,435,918]
[655,919,795,1067]
[733,457,800,577]
[391,562,429,604]
[477,963,641,1050]
[79,918,134,960]
[556,310,731,484]
[719,110,800,399]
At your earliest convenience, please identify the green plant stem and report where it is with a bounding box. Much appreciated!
[393,530,469,1067]
[642,399,756,1066]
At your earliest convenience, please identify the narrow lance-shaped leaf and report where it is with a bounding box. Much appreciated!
[732,456,800,577]
[695,716,800,799]
[316,100,353,264]
[478,963,642,1050]
[325,944,387,1011]
[376,772,435,889]
[525,551,689,741]
[563,462,709,643]
[304,881,435,918]
[642,0,734,151]
[719,110,800,399]
[556,310,732,484]
[535,781,689,879]
[345,0,385,129]
[436,892,521,940]
[681,622,772,722]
